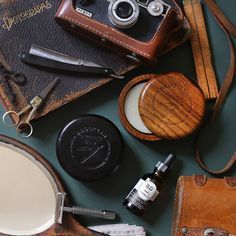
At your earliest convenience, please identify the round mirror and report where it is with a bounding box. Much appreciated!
[0,135,98,236]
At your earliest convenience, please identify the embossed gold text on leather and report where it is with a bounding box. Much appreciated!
[0,1,52,31]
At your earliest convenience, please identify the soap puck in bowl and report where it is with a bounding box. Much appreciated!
[56,115,123,181]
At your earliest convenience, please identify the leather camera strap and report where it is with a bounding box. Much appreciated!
[183,0,219,100]
[195,0,236,175]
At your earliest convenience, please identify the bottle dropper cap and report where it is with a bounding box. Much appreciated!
[155,154,176,173]
[164,153,176,168]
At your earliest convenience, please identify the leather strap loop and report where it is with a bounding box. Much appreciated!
[194,174,207,186]
[195,0,236,175]
[205,0,236,38]
[225,176,236,187]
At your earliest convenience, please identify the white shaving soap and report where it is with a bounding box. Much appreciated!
[124,82,152,134]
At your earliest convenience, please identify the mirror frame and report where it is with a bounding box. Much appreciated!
[0,135,102,236]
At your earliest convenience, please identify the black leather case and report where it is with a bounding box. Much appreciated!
[0,0,135,122]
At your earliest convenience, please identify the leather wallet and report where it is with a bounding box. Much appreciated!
[172,175,236,236]
[55,0,191,62]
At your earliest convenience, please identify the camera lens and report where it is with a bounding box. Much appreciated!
[108,0,140,29]
[116,2,133,19]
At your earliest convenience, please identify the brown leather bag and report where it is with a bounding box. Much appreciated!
[55,0,191,62]
[171,175,236,236]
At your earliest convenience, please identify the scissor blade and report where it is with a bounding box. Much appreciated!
[30,45,102,68]
[39,77,59,100]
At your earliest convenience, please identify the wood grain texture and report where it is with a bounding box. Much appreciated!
[184,0,218,100]
[0,135,102,236]
[139,73,206,139]
[119,75,161,141]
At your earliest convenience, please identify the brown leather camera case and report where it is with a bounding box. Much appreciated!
[55,0,191,62]
[172,175,236,236]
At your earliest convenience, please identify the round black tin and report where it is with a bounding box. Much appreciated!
[56,115,123,181]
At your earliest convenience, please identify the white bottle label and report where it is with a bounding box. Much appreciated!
[133,178,159,201]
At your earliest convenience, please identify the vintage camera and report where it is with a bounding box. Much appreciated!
[56,0,190,62]
[106,0,170,29]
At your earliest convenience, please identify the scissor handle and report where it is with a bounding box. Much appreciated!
[2,111,20,127]
[16,122,33,138]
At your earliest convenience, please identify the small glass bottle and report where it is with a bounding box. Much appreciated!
[123,154,176,216]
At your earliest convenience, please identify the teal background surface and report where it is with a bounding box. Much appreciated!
[0,1,236,235]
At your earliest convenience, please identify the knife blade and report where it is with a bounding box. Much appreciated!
[30,44,101,68]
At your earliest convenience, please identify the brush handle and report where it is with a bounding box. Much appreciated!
[63,206,116,220]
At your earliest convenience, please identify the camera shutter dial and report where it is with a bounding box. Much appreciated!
[147,1,164,16]
[108,0,140,29]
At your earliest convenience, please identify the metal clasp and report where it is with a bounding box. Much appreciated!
[181,227,188,235]
[204,228,216,236]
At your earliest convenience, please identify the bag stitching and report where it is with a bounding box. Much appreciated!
[58,1,179,58]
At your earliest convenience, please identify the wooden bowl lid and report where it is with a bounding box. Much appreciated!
[139,73,206,139]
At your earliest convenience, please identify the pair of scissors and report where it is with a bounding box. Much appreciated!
[2,78,59,138]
